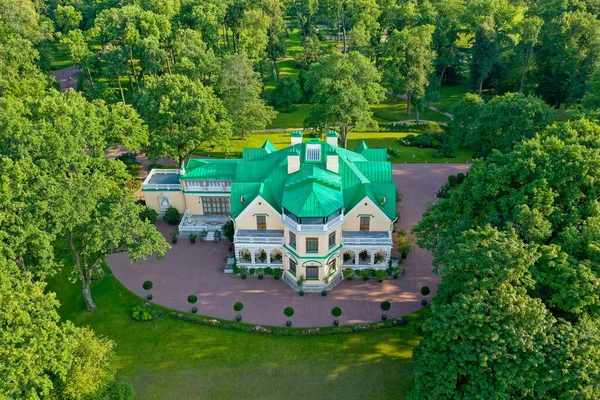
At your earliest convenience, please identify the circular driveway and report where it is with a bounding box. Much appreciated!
[108,163,470,327]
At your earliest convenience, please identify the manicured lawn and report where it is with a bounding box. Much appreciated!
[371,96,451,123]
[196,129,472,163]
[266,103,312,129]
[46,261,422,399]
[431,82,472,114]
[48,42,72,71]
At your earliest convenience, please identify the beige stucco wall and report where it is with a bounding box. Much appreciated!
[235,195,284,230]
[144,191,186,213]
[284,226,341,256]
[343,196,392,232]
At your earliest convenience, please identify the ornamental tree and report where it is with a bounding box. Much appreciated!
[49,170,170,312]
[383,24,436,121]
[304,52,385,148]
[135,74,232,165]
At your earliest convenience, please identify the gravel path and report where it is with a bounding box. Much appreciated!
[51,65,80,92]
[107,163,470,327]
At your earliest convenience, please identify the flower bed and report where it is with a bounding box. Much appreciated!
[170,312,409,336]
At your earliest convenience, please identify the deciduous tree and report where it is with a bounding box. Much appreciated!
[304,52,385,148]
[136,74,232,164]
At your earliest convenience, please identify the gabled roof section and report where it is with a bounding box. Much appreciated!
[262,140,277,153]
[181,159,238,180]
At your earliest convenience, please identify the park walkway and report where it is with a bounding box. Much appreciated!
[107,163,470,327]
[51,65,79,92]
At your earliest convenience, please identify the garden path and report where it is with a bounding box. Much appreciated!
[107,163,470,327]
[51,65,80,92]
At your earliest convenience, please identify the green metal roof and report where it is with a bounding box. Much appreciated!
[182,136,396,219]
[181,159,239,180]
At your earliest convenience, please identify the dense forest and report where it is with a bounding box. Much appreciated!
[1,0,600,398]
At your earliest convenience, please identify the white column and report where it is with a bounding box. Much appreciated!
[370,251,375,266]
[266,251,271,264]
[354,250,359,266]
[250,250,256,264]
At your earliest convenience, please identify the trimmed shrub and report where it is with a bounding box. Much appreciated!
[380,301,391,311]
[331,307,342,317]
[284,307,294,317]
[189,233,197,244]
[142,281,153,290]
[170,231,178,243]
[131,303,161,321]
[264,267,274,276]
[376,270,387,282]
[222,220,235,242]
[140,207,158,224]
[436,184,450,199]
[360,269,370,280]
[448,174,458,187]
[233,302,244,312]
[164,207,181,225]
[249,268,256,275]
[187,295,198,304]
[98,378,135,400]
[456,172,466,184]
[343,268,354,280]
[273,268,283,279]
[421,286,431,296]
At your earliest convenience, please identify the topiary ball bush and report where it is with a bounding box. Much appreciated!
[299,290,304,296]
[163,207,181,225]
[381,313,387,321]
[284,307,294,317]
[192,307,198,313]
[331,307,342,317]
[236,315,242,322]
[143,280,153,290]
[146,294,153,300]
[321,290,327,297]
[380,301,391,311]
[421,286,430,296]
[286,320,292,327]
[456,172,466,184]
[187,294,198,304]
[233,302,244,312]
[333,319,339,326]
[421,299,428,306]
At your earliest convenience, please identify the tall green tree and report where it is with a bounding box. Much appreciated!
[60,29,96,87]
[516,16,543,94]
[457,93,554,157]
[412,119,600,398]
[102,46,131,104]
[304,51,385,148]
[383,24,436,121]
[217,53,276,139]
[55,4,82,33]
[470,16,499,95]
[49,170,170,312]
[410,226,554,399]
[172,28,218,84]
[0,256,116,398]
[136,74,232,164]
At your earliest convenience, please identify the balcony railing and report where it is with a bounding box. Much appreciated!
[282,213,344,232]
[142,169,182,190]
[185,185,231,192]
[341,232,392,245]
[234,229,284,244]
[234,235,284,244]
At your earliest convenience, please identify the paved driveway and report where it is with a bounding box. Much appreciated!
[108,163,470,327]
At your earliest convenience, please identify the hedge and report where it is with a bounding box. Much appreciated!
[169,312,409,336]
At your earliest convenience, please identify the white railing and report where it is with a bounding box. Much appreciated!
[341,236,392,245]
[142,169,182,190]
[185,186,231,192]
[179,225,208,233]
[282,213,344,232]
[233,235,284,244]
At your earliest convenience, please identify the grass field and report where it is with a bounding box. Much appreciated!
[372,96,451,123]
[47,41,72,71]
[46,259,422,399]
[196,129,472,163]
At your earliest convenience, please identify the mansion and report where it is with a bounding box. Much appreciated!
[142,131,397,290]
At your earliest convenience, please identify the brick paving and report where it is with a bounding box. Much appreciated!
[107,163,470,327]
